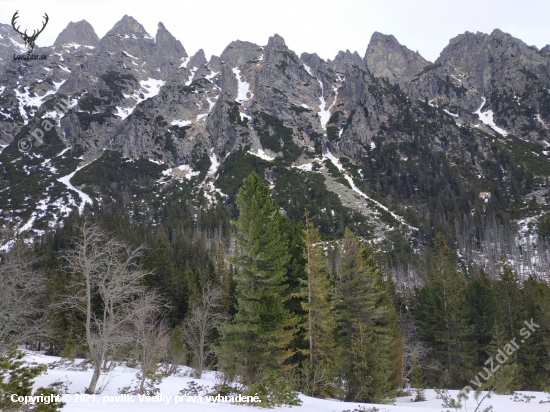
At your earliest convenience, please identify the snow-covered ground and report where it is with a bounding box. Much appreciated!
[324,151,418,231]
[233,68,252,102]
[115,78,166,120]
[248,148,275,161]
[474,97,508,136]
[20,352,550,412]
[57,165,94,214]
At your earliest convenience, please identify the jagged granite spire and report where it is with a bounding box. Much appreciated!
[365,31,429,83]
[330,49,366,73]
[220,40,261,68]
[156,22,187,57]
[187,49,208,69]
[155,22,188,80]
[54,20,100,46]
[106,15,151,38]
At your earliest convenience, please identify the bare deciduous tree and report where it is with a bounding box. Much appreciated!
[0,237,45,354]
[398,304,440,389]
[128,293,169,395]
[181,282,225,378]
[60,222,151,394]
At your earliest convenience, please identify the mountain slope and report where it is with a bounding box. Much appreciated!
[1,18,550,274]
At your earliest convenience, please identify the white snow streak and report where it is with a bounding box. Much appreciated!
[233,68,252,102]
[57,165,93,214]
[248,149,275,161]
[115,78,165,120]
[325,151,417,230]
[171,119,191,127]
[475,97,508,136]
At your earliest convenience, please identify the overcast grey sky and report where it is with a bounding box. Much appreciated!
[1,0,548,62]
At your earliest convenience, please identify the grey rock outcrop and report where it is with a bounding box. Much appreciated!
[1,16,549,171]
[187,49,207,69]
[329,49,366,73]
[365,32,429,84]
[53,20,100,46]
[0,23,26,61]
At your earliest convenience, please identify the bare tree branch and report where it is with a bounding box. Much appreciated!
[58,221,152,393]
[181,282,226,378]
[128,292,169,395]
[0,235,46,354]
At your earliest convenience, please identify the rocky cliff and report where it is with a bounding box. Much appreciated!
[1,16,550,257]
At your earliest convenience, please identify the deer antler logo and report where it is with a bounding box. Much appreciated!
[11,11,49,54]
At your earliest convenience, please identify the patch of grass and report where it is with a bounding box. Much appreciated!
[78,95,104,112]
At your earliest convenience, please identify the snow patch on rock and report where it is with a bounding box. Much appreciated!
[475,97,508,136]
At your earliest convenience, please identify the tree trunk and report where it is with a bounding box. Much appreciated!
[197,345,203,379]
[139,373,146,395]
[87,366,101,394]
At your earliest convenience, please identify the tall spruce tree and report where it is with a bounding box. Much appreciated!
[218,173,298,405]
[517,276,550,389]
[335,228,397,403]
[414,234,475,388]
[494,256,525,340]
[466,269,497,365]
[296,211,339,397]
[143,231,186,326]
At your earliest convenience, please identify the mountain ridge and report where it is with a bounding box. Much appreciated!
[0,15,549,277]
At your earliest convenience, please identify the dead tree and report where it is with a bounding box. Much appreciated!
[0,237,45,354]
[129,293,169,395]
[60,222,151,394]
[181,282,225,378]
[398,303,440,389]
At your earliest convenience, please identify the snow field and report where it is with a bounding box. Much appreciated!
[21,352,550,412]
[474,97,508,136]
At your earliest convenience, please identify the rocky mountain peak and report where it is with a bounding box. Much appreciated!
[264,33,301,68]
[208,55,222,72]
[330,49,366,73]
[187,49,207,69]
[435,28,550,97]
[154,22,188,81]
[365,31,429,83]
[0,23,26,58]
[54,20,100,46]
[106,15,151,38]
[266,33,288,52]
[155,22,187,57]
[220,40,262,68]
[300,52,322,72]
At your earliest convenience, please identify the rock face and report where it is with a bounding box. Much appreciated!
[53,20,100,46]
[187,49,207,69]
[0,20,99,144]
[365,32,429,84]
[436,29,550,95]
[2,15,550,245]
[55,15,189,158]
[0,23,27,60]
[0,16,549,170]
[406,29,550,141]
